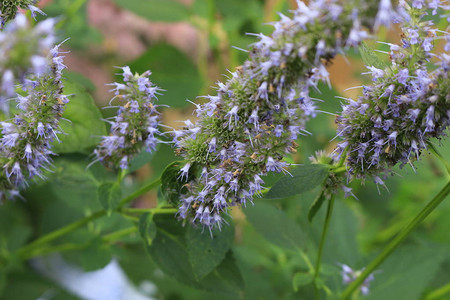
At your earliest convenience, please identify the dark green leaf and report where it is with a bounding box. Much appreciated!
[160,161,187,205]
[186,220,235,280]
[0,269,80,300]
[80,238,113,271]
[308,189,326,223]
[113,0,190,22]
[147,214,244,297]
[243,202,305,250]
[97,182,122,214]
[129,44,203,107]
[358,41,388,70]
[52,81,107,154]
[265,164,329,199]
[292,272,313,292]
[139,212,157,246]
[0,203,31,252]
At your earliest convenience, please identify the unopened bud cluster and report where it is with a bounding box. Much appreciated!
[0,15,68,201]
[93,67,163,170]
[0,13,55,113]
[174,0,390,230]
[336,2,449,185]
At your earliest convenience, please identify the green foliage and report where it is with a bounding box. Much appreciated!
[186,220,234,280]
[160,161,191,205]
[366,245,448,300]
[129,44,204,108]
[358,41,389,70]
[113,0,190,22]
[52,81,107,154]
[243,202,306,251]
[292,272,314,292]
[265,164,329,199]
[147,214,245,297]
[97,182,122,214]
[139,212,157,247]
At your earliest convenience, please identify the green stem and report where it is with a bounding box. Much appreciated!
[342,181,450,299]
[16,210,106,257]
[332,166,347,174]
[313,195,336,299]
[425,282,450,300]
[20,227,138,260]
[16,177,163,259]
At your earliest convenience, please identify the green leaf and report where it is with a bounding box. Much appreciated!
[292,272,313,292]
[308,189,326,223]
[129,44,204,107]
[52,81,107,154]
[97,182,122,214]
[0,203,32,252]
[113,0,190,22]
[358,41,388,70]
[265,164,329,199]
[79,238,113,271]
[139,212,157,247]
[160,161,188,205]
[0,269,80,300]
[47,156,101,211]
[147,214,244,297]
[186,220,235,280]
[243,202,305,250]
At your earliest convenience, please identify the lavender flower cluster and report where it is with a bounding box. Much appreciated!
[0,13,54,113]
[93,67,163,170]
[0,0,45,28]
[174,0,392,230]
[0,15,68,201]
[336,1,449,185]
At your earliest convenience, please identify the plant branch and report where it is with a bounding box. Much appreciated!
[16,177,164,259]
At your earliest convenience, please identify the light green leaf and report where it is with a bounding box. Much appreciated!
[292,272,313,292]
[359,41,388,70]
[265,164,329,199]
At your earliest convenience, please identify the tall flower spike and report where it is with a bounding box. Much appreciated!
[174,0,393,231]
[0,13,55,113]
[0,1,44,28]
[93,67,164,170]
[335,2,450,185]
[0,15,68,201]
